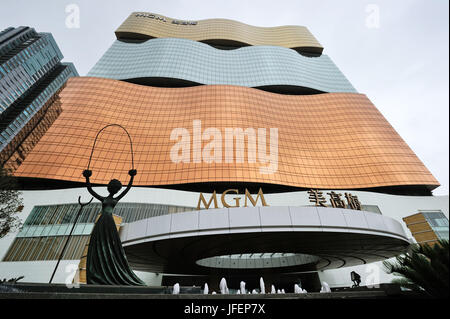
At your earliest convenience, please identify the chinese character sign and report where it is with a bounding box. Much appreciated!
[307,189,327,207]
[308,189,362,210]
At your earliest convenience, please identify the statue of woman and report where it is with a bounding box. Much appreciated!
[82,169,145,286]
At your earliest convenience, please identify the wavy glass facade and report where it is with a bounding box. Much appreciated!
[115,12,323,54]
[13,77,438,193]
[0,26,78,170]
[88,38,355,94]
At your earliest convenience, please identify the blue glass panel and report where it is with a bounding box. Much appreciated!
[88,38,356,93]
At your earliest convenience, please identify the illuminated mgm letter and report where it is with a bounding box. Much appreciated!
[197,188,268,210]
[170,120,278,174]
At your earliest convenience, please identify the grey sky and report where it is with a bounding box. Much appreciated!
[1,0,448,195]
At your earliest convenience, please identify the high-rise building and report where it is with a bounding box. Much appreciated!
[0,26,78,172]
[0,13,447,291]
[403,211,449,246]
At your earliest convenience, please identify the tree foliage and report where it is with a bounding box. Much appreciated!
[383,239,449,298]
[0,168,23,238]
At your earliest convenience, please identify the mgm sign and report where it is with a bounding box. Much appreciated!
[197,188,268,210]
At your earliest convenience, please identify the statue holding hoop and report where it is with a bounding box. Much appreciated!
[82,124,145,286]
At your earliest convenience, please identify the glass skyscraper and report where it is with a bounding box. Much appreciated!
[0,26,78,171]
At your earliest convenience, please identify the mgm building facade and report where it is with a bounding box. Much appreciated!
[0,12,448,292]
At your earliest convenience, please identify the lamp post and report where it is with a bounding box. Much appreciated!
[49,196,93,284]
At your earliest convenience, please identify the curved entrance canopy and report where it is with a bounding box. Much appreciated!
[120,206,410,274]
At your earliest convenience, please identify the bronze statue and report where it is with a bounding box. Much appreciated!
[82,168,145,286]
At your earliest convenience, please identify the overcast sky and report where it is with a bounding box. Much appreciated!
[1,0,448,195]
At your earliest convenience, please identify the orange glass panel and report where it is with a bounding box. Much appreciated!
[14,77,439,191]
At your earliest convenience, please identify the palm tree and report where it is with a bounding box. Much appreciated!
[383,239,449,298]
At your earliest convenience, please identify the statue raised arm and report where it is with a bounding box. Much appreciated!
[115,169,137,201]
[82,170,104,201]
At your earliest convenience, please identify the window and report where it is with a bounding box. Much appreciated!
[422,211,449,240]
